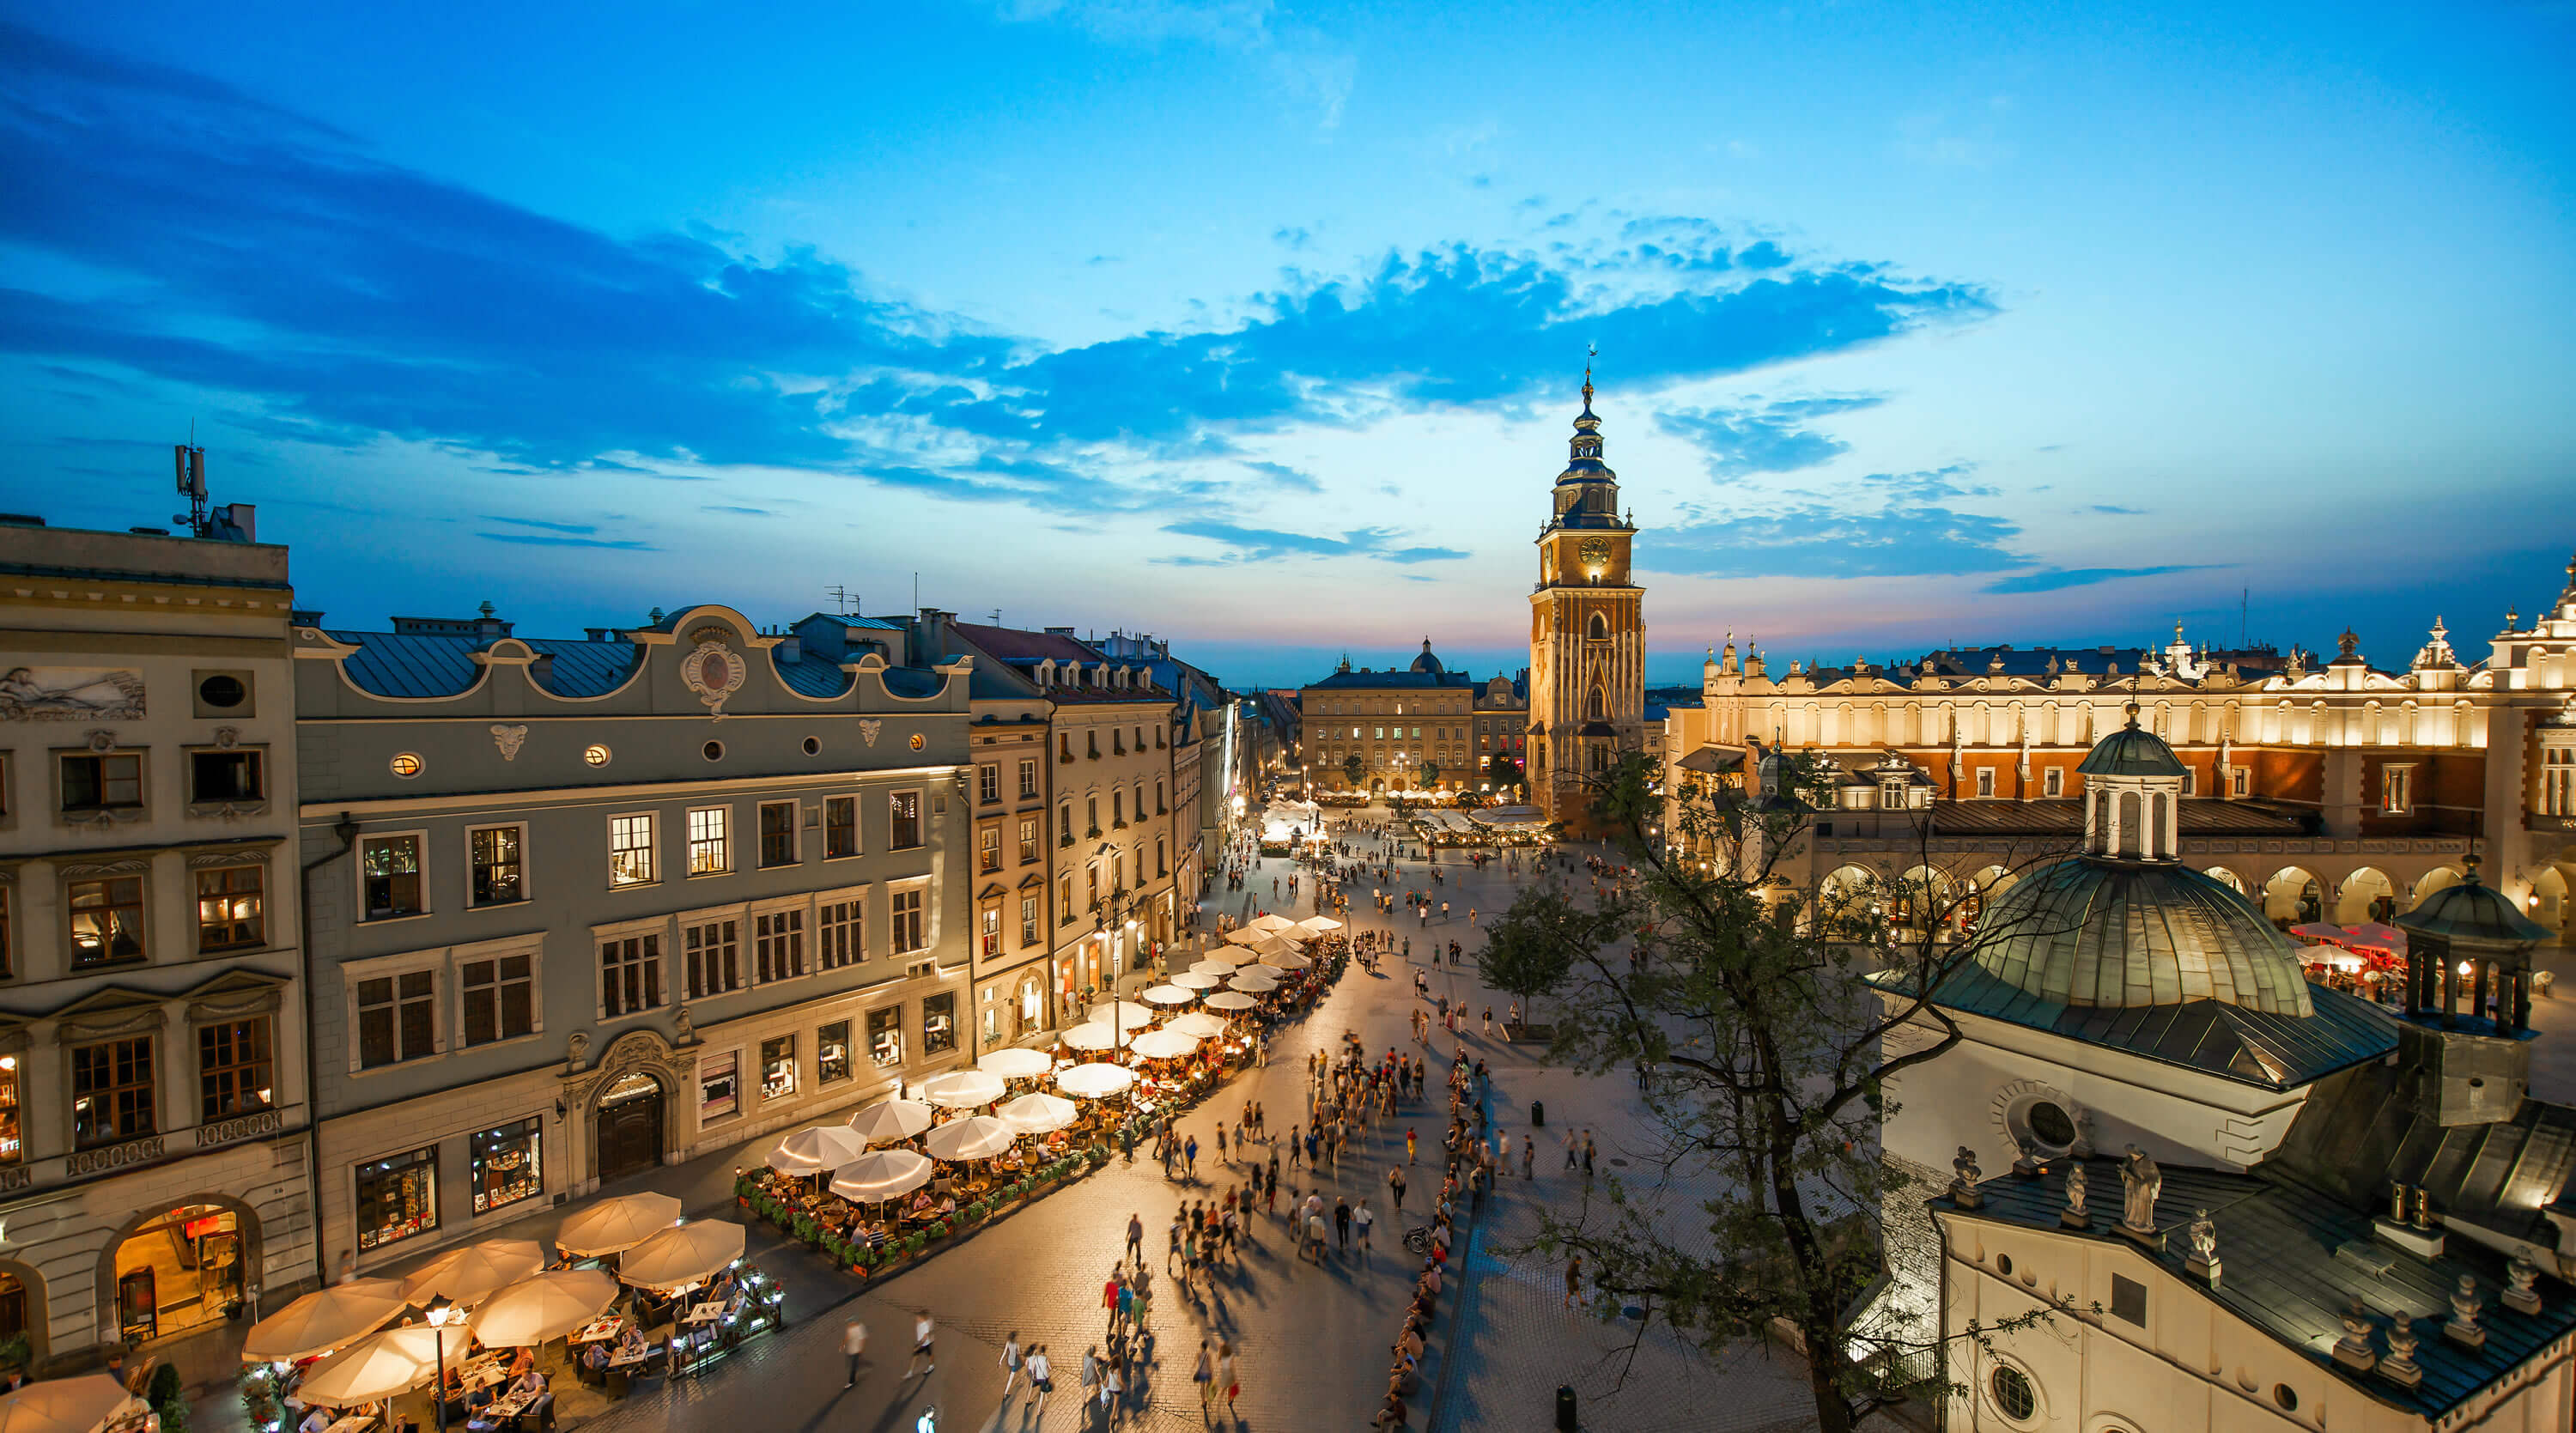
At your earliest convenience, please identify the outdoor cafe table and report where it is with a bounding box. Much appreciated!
[568,1316,625,1345]
[683,1302,725,1328]
[323,1415,380,1433]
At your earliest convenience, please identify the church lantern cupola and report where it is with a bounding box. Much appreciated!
[2394,856,2552,1036]
[2076,703,2187,861]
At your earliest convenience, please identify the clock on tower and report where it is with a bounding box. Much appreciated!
[1528,367,1646,830]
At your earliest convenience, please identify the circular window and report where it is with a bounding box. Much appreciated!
[2273,1384,2299,1412]
[584,744,612,767]
[909,732,926,751]
[2027,1101,2077,1150]
[802,736,821,756]
[197,673,246,708]
[702,740,725,762]
[1989,1364,2036,1421]
[388,752,424,779]
[1995,1253,2014,1277]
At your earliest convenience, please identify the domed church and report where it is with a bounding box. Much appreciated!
[1871,709,2576,1430]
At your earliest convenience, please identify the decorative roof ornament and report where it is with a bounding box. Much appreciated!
[2184,1207,2220,1284]
[2446,1273,2486,1348]
[1948,1145,1983,1208]
[2379,1311,2424,1388]
[2503,1255,2544,1315]
[2336,627,2362,661]
[2332,1299,2378,1371]
[2060,1161,2089,1229]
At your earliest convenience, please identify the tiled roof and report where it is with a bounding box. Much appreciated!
[1871,962,2397,1090]
[325,631,641,699]
[948,621,1100,664]
[1941,1157,2576,1421]
[805,614,907,632]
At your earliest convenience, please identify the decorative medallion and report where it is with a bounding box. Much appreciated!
[860,719,884,748]
[491,724,529,761]
[681,636,748,717]
[213,726,240,749]
[910,732,926,750]
[85,728,119,754]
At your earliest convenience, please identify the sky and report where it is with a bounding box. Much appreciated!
[3,0,2572,689]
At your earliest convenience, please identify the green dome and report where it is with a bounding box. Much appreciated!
[1971,858,2316,1016]
[2075,716,2187,779]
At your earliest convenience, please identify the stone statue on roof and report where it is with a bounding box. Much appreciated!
[2119,1145,2161,1236]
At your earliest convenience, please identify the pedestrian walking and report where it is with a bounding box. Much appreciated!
[1027,1345,1054,1416]
[1564,1254,1584,1309]
[1522,1134,1535,1179]
[906,1312,936,1378]
[1168,1213,1184,1273]
[1335,1196,1352,1249]
[1354,1198,1375,1260]
[1583,1132,1598,1177]
[1215,1120,1229,1163]
[1563,1126,1578,1170]
[997,1332,1022,1403]
[1389,1166,1407,1212]
[1194,1339,1216,1417]
[1406,1127,1417,1164]
[1186,1133,1200,1178]
[1218,1339,1241,1418]
[1482,1006,1494,1036]
[1127,1211,1145,1267]
[1287,1124,1303,1169]
[841,1318,867,1387]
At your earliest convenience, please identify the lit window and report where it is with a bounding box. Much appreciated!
[195,865,265,950]
[388,752,423,779]
[360,835,424,920]
[609,813,656,885]
[2382,765,2414,814]
[469,825,526,906]
[890,791,922,849]
[687,806,731,874]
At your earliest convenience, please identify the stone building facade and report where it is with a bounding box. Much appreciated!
[292,603,977,1274]
[0,513,319,1371]
[1298,645,1480,795]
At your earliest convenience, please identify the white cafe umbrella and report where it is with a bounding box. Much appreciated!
[0,1377,148,1433]
[997,1092,1078,1134]
[295,1326,449,1407]
[1088,999,1157,1028]
[1058,1023,1132,1052]
[1251,932,1304,958]
[978,1047,1054,1078]
[1297,915,1344,933]
[1055,1063,1136,1098]
[1193,951,1249,971]
[469,1269,620,1347]
[1129,1029,1200,1060]
[847,1097,936,1144]
[770,1124,875,1175]
[1230,974,1279,993]
[830,1148,934,1201]
[554,1191,682,1256]
[1140,984,1196,1005]
[1171,970,1225,989]
[617,1220,747,1292]
[398,1239,546,1309]
[1224,929,1269,947]
[1204,991,1259,1011]
[1248,914,1299,932]
[1265,950,1314,970]
[923,1115,1017,1162]
[1168,1012,1229,1038]
[241,1278,410,1362]
[920,1068,1008,1108]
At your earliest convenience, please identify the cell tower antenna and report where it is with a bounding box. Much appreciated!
[172,431,209,535]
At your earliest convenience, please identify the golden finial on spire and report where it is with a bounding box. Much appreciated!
[1582,343,1595,410]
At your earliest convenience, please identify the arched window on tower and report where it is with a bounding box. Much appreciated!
[1586,686,1607,721]
[1588,612,1609,641]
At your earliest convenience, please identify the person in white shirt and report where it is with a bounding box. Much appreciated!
[297,1408,331,1433]
[906,1313,935,1378]
[841,1319,866,1388]
[1025,1345,1054,1416]
[997,1332,1022,1404]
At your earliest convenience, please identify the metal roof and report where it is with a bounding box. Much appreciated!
[1941,1157,2576,1421]
[2077,720,2190,777]
[1970,858,2318,1015]
[325,631,641,698]
[1923,798,2308,838]
[2269,1054,2576,1251]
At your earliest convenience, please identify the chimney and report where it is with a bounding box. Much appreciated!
[917,608,950,662]
[218,503,258,542]
[777,632,803,664]
[1045,626,1077,638]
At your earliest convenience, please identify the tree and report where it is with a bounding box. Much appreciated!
[1474,883,1616,1029]
[1340,752,1365,786]
[1420,759,1442,788]
[1502,752,2076,1433]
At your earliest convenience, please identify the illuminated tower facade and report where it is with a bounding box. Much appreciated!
[1528,368,1646,827]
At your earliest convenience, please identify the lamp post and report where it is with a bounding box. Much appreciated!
[1092,846,1135,1049]
[427,1303,467,1433]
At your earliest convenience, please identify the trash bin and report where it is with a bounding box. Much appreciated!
[1555,1384,1578,1430]
[1531,1099,1546,1127]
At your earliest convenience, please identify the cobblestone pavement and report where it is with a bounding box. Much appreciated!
[201,810,1819,1433]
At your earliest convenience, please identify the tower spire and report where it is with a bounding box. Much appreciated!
[1581,343,1595,414]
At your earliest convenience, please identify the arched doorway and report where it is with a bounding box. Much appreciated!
[594,1072,665,1184]
[2336,868,2397,924]
[1013,973,1046,1038]
[0,1260,45,1371]
[2264,867,2323,925]
[2535,867,2569,939]
[99,1200,255,1345]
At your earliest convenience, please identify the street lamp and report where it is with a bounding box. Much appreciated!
[427,1303,469,1433]
[1093,841,1138,1049]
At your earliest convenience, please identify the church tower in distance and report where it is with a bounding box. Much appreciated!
[1528,366,1646,829]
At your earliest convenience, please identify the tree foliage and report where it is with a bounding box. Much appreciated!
[1504,752,2079,1432]
[1342,752,1364,786]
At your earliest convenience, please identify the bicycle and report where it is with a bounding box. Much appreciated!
[1402,1224,1434,1256]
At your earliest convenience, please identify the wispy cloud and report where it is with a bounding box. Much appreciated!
[1157,519,1467,566]
[477,532,658,550]
[1658,393,1883,478]
[480,514,600,536]
[2085,504,2144,515]
[1981,565,2217,594]
[1638,503,2026,580]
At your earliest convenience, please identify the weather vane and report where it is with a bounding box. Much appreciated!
[1583,342,1597,406]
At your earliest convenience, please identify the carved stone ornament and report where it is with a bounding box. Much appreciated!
[2379,1311,2422,1387]
[2503,1255,2543,1315]
[86,728,118,754]
[491,724,530,760]
[681,635,748,717]
[672,1003,696,1045]
[565,1030,591,1075]
[560,1028,698,1116]
[2184,1207,2220,1283]
[1949,1145,1982,1208]
[2118,1145,2163,1244]
[2060,1162,2089,1229]
[2332,1300,2378,1371]
[214,726,240,749]
[2445,1273,2486,1347]
[859,719,884,748]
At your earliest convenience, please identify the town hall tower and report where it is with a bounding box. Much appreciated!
[1528,367,1646,827]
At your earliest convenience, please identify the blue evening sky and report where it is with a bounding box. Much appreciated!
[3,1,2571,688]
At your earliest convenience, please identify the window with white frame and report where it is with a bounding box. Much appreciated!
[468,824,526,906]
[756,906,805,982]
[979,826,1001,873]
[757,801,797,868]
[890,790,922,849]
[1974,768,1997,798]
[981,904,1000,957]
[818,894,864,969]
[609,813,656,886]
[688,806,731,875]
[355,965,439,1068]
[2382,763,2415,814]
[2230,765,2251,798]
[890,886,926,955]
[459,944,538,1046]
[824,796,858,859]
[1020,895,1040,947]
[1018,759,1038,798]
[599,931,665,1017]
[360,834,426,920]
[978,764,999,804]
[2544,747,2575,817]
[1018,817,1038,865]
[683,917,740,999]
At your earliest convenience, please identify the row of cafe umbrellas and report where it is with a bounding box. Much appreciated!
[2292,920,2409,954]
[0,1376,148,1433]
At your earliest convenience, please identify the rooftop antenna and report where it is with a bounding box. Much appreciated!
[825,585,857,616]
[987,609,1001,625]
[172,426,209,535]
[912,571,919,611]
